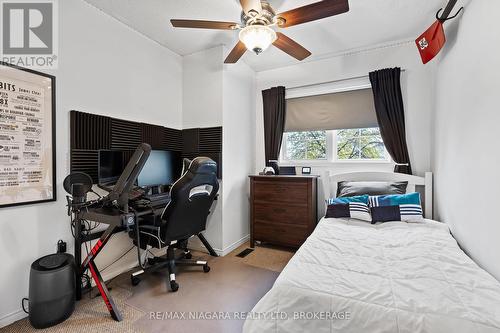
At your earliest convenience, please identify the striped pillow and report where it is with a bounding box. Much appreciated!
[369,192,423,223]
[325,195,371,222]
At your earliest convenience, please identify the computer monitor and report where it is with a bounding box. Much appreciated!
[137,150,182,187]
[98,150,124,185]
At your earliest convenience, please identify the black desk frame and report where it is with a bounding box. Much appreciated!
[74,206,219,322]
[74,208,129,321]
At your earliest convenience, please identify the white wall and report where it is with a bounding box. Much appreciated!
[182,46,224,253]
[222,53,256,252]
[182,46,256,256]
[0,0,183,326]
[182,46,224,128]
[433,0,500,281]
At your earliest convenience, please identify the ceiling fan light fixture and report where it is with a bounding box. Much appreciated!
[239,25,277,55]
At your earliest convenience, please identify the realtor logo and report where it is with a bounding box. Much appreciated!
[1,0,58,69]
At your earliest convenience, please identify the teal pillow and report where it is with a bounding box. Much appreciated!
[369,192,423,223]
[326,194,369,205]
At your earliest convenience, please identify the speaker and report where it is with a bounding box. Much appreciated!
[28,253,76,329]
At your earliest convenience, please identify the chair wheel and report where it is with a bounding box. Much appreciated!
[203,264,210,273]
[131,276,141,286]
[184,252,192,259]
[170,281,179,292]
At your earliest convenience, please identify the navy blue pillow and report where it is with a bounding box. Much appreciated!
[369,192,423,223]
[325,195,371,222]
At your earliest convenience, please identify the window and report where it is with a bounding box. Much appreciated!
[283,131,327,160]
[281,127,388,162]
[336,128,386,160]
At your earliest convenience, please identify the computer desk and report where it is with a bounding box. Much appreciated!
[74,203,165,321]
[74,196,219,321]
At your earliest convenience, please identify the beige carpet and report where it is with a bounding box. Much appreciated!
[1,286,145,333]
[1,245,292,333]
[228,242,295,272]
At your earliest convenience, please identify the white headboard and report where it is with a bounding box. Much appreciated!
[323,172,433,219]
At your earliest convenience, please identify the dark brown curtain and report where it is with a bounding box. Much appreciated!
[369,68,412,174]
[262,86,286,167]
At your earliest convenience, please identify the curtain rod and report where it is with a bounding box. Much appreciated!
[285,69,406,91]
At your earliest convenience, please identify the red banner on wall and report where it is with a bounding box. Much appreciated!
[415,21,446,64]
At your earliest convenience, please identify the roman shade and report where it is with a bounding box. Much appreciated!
[284,88,378,132]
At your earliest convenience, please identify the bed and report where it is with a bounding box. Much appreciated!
[243,172,500,333]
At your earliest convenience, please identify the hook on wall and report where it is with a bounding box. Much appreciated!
[436,0,464,22]
[436,6,464,22]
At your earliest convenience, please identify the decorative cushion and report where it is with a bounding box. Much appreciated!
[337,181,408,197]
[325,195,371,222]
[369,192,423,223]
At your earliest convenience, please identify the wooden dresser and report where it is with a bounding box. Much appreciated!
[249,175,318,248]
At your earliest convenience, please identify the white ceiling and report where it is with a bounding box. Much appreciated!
[83,0,444,71]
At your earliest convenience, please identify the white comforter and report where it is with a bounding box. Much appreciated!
[243,218,500,333]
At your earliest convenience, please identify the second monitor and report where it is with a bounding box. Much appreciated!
[137,150,182,188]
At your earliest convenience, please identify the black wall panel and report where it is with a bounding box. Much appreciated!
[70,111,110,150]
[182,127,223,178]
[70,111,222,181]
[182,128,199,153]
[110,118,142,150]
[163,127,183,151]
[70,150,99,183]
[142,124,165,150]
[199,127,222,153]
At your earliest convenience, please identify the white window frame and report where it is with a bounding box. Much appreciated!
[280,76,392,166]
[281,130,332,162]
[333,128,390,163]
[280,129,391,165]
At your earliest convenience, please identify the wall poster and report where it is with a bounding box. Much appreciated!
[0,62,56,208]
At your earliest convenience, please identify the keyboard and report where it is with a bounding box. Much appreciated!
[98,184,144,200]
[143,193,171,208]
[143,193,170,201]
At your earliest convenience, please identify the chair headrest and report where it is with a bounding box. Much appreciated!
[187,157,217,175]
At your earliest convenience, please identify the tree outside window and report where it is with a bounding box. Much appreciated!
[337,128,386,160]
[281,127,387,161]
[283,131,327,160]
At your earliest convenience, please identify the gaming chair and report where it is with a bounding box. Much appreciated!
[130,157,219,291]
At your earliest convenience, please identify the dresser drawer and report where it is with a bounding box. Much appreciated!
[254,202,308,226]
[253,180,308,203]
[253,222,308,247]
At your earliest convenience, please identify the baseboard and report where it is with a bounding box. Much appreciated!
[188,238,223,256]
[94,247,164,286]
[98,261,139,286]
[0,309,27,328]
[221,235,250,256]
[188,234,249,257]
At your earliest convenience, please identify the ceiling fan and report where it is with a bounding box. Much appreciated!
[171,0,349,64]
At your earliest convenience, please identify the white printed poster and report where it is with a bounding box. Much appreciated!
[0,63,55,208]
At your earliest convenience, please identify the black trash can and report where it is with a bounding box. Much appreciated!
[28,253,76,329]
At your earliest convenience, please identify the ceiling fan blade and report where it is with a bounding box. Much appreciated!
[240,0,262,15]
[224,41,247,63]
[273,32,311,61]
[276,0,349,28]
[171,19,238,30]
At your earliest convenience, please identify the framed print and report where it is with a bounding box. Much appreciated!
[0,62,56,208]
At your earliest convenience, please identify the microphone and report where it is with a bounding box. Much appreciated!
[63,172,93,213]
[71,183,88,205]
